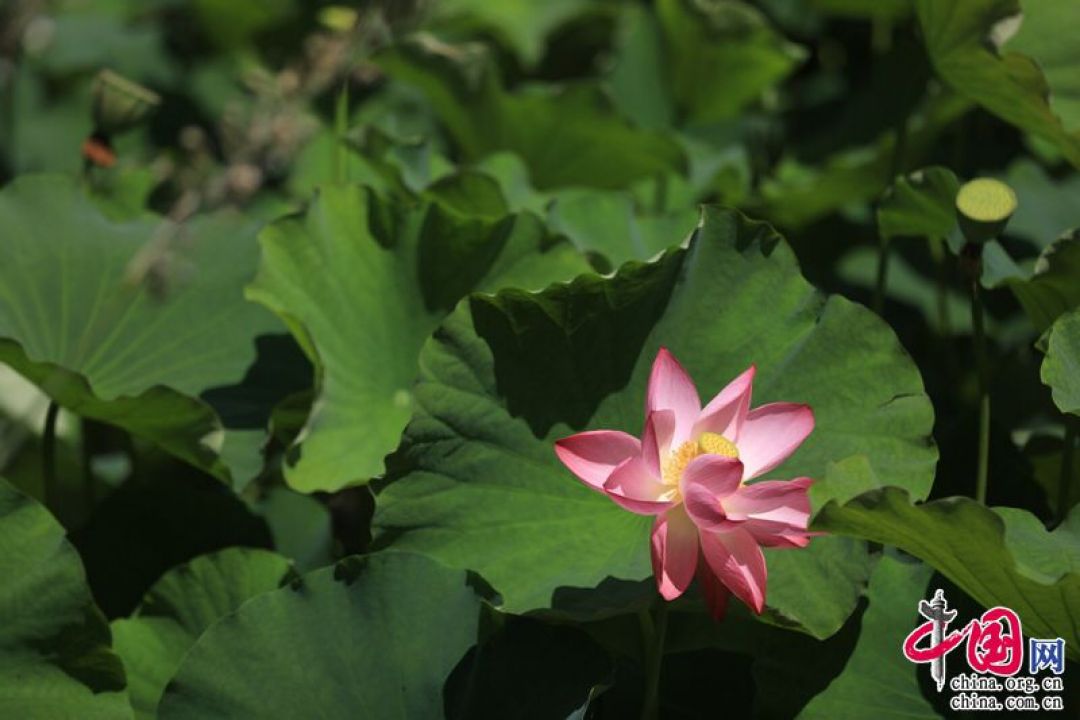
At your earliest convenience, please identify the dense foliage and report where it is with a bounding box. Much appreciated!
[0,0,1077,717]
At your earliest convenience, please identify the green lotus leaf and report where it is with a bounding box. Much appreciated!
[916,0,1080,168]
[246,183,590,492]
[1004,0,1080,133]
[547,188,698,266]
[156,552,487,719]
[0,477,130,719]
[877,166,960,242]
[816,484,1080,660]
[608,0,803,129]
[1041,307,1080,416]
[655,0,805,126]
[374,207,936,636]
[428,0,597,66]
[994,232,1080,335]
[376,38,686,190]
[1005,159,1080,246]
[0,175,285,488]
[256,487,335,573]
[798,552,939,719]
[111,548,295,719]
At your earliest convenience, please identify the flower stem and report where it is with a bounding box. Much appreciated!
[970,274,991,504]
[1059,417,1077,526]
[42,401,60,509]
[639,599,668,720]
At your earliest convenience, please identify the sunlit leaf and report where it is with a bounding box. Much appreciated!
[916,0,1080,167]
[246,183,590,492]
[0,175,285,487]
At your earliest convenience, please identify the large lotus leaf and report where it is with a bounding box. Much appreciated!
[816,485,1080,660]
[429,0,596,66]
[374,207,936,636]
[376,38,685,190]
[246,184,589,493]
[0,477,130,719]
[111,549,295,719]
[798,552,938,719]
[0,175,283,487]
[915,0,1080,167]
[156,552,486,719]
[656,0,805,126]
[1042,307,1080,417]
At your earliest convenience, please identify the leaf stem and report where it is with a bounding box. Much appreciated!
[639,598,668,720]
[42,401,60,509]
[1059,417,1077,526]
[873,118,909,315]
[970,274,991,504]
[873,234,890,316]
[334,80,350,184]
[928,236,950,335]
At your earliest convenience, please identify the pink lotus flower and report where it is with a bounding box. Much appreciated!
[555,348,817,618]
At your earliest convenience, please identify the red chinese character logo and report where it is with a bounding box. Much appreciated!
[902,592,1025,690]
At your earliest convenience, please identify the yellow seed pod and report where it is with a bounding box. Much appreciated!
[91,69,160,135]
[955,177,1017,244]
